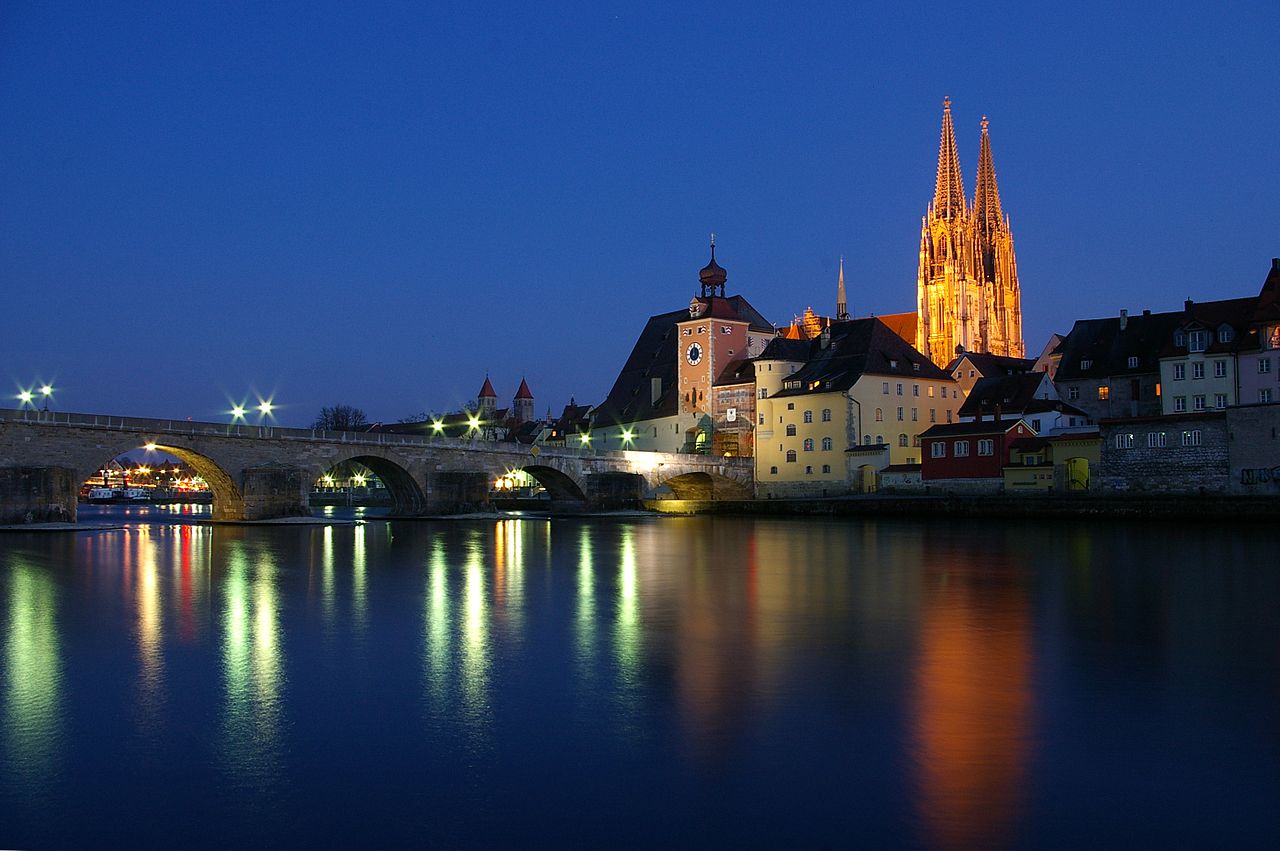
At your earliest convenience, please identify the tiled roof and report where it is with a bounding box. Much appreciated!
[714,358,755,386]
[771,318,949,398]
[875,312,918,345]
[920,419,1028,438]
[592,308,685,424]
[478,376,497,398]
[756,337,811,362]
[958,373,1048,417]
[946,351,1037,377]
[1054,310,1186,380]
[513,378,534,400]
[1156,297,1256,358]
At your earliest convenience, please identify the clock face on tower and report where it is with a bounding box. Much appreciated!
[686,342,703,365]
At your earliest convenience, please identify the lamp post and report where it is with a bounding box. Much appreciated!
[39,384,53,412]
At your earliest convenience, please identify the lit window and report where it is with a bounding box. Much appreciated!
[954,440,970,457]
[928,386,935,398]
[1098,385,1110,400]
[930,442,946,458]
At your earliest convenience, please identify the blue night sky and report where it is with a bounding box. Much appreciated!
[3,1,1277,426]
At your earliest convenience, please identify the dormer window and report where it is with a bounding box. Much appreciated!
[912,363,920,372]
[889,359,899,369]
[1127,356,1139,368]
[1188,330,1208,352]
[1218,325,1234,344]
[1080,359,1092,370]
[1174,331,1186,347]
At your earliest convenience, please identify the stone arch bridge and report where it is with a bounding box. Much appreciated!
[0,408,753,523]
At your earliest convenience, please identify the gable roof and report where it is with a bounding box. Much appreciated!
[771,318,950,398]
[946,351,1037,377]
[958,373,1050,418]
[1054,310,1186,380]
[920,419,1031,439]
[874,311,918,345]
[592,308,685,425]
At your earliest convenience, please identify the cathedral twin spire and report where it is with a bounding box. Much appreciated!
[916,98,1024,366]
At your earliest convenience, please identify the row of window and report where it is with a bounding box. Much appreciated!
[880,382,953,399]
[1114,430,1202,449]
[768,458,839,470]
[1172,361,1228,380]
[779,436,835,450]
[928,439,995,459]
[873,407,952,424]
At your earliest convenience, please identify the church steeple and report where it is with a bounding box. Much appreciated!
[836,256,848,320]
[973,115,1004,237]
[932,97,967,220]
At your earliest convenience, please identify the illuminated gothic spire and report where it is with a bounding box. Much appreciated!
[932,97,967,220]
[836,256,848,320]
[973,116,1004,236]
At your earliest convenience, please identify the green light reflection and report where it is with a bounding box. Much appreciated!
[576,524,596,667]
[424,537,451,707]
[461,532,491,724]
[3,558,62,793]
[614,525,641,680]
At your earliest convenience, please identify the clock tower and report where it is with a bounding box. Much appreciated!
[677,236,757,419]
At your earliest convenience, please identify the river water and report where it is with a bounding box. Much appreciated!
[0,506,1276,847]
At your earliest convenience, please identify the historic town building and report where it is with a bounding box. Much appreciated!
[916,98,1025,366]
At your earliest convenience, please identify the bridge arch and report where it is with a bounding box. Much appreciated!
[514,464,588,503]
[659,471,753,501]
[77,440,245,521]
[314,451,426,516]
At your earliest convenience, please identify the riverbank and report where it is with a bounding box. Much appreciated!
[645,493,1280,520]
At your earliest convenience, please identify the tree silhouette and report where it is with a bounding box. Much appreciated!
[313,404,369,431]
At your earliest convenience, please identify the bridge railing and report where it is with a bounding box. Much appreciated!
[0,408,750,470]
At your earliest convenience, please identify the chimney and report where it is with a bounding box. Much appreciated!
[1273,258,1280,272]
[1119,309,1128,331]
[1185,298,1194,312]
[1142,309,1151,316]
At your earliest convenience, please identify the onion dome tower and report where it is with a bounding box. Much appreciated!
[699,233,727,298]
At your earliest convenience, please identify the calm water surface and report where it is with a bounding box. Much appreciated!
[1,507,1277,847]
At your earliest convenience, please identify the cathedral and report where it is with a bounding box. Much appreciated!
[916,98,1025,367]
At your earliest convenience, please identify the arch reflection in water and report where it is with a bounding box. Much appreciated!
[910,538,1033,850]
[220,538,284,795]
[3,555,63,797]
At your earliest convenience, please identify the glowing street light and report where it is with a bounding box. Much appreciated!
[352,474,367,487]
[230,404,247,421]
[621,428,635,446]
[257,399,275,421]
[144,442,158,452]
[431,418,445,435]
[17,390,33,406]
[467,415,481,433]
[39,384,53,411]
[579,432,591,446]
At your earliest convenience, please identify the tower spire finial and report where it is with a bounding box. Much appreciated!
[974,114,1004,235]
[836,255,848,320]
[933,96,966,220]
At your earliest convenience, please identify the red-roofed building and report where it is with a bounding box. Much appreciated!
[920,419,1035,492]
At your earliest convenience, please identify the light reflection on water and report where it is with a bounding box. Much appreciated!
[0,511,1278,846]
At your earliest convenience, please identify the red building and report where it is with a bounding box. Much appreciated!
[920,419,1035,485]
